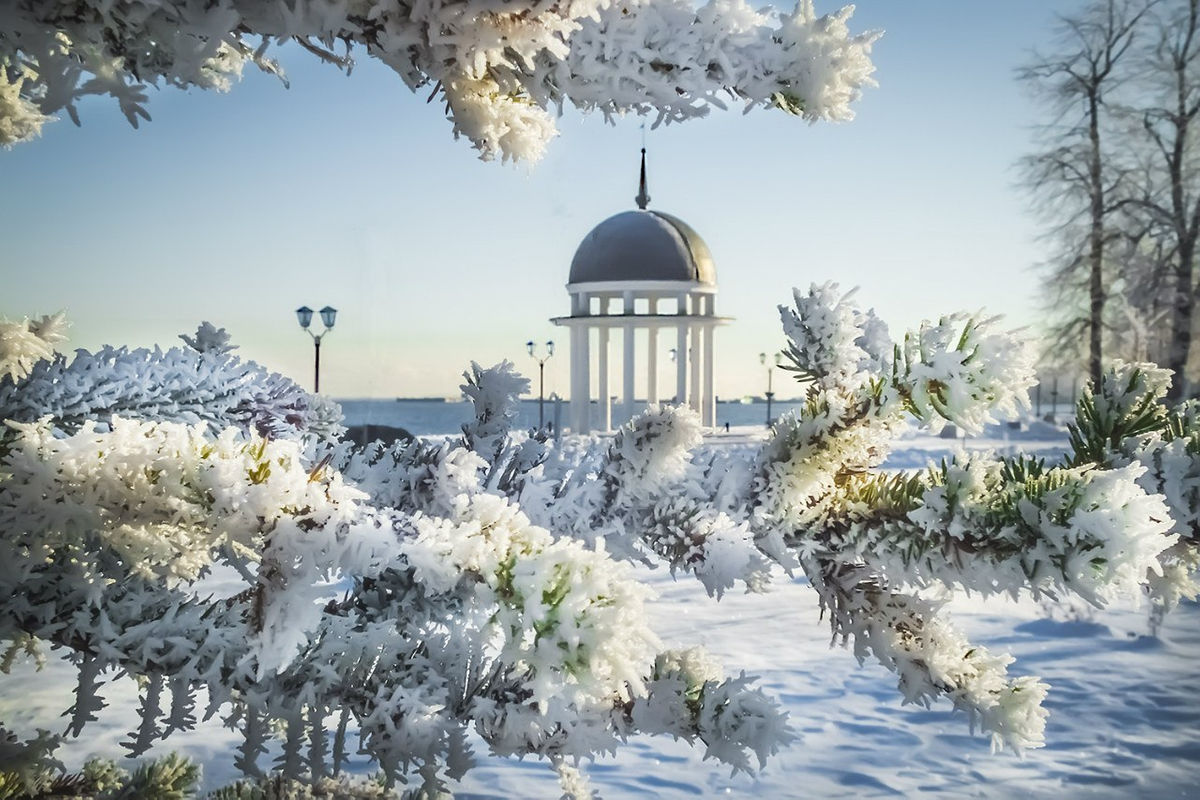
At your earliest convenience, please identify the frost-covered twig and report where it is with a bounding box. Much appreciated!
[806,559,1049,753]
[460,360,526,458]
[784,454,1177,607]
[0,312,67,383]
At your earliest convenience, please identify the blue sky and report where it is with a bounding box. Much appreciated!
[1,0,1084,399]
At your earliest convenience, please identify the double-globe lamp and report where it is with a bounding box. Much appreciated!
[527,340,555,431]
[296,305,337,393]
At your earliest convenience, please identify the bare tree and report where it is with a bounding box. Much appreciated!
[1125,0,1200,401]
[1107,222,1177,361]
[1018,0,1151,386]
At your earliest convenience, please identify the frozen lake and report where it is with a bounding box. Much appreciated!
[336,397,814,436]
[339,397,1079,441]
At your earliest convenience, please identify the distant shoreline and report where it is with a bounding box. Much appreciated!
[336,396,808,404]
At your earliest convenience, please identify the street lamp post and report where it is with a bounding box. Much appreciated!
[296,305,337,393]
[669,348,677,403]
[527,339,555,430]
[760,351,782,426]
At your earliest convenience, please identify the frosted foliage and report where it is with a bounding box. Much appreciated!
[645,500,771,598]
[0,329,343,443]
[603,403,704,502]
[778,283,881,392]
[0,312,68,383]
[0,416,354,585]
[525,404,776,597]
[461,360,530,464]
[809,565,1049,753]
[753,402,900,528]
[1091,361,1174,434]
[179,321,236,355]
[3,283,1199,793]
[1063,362,1200,610]
[656,646,727,686]
[777,284,1035,436]
[1142,437,1200,538]
[410,493,661,712]
[554,760,594,800]
[882,598,1050,755]
[557,0,877,125]
[0,726,62,789]
[1055,464,1176,603]
[0,67,49,146]
[632,646,791,772]
[860,457,1177,605]
[0,412,782,792]
[1,0,878,161]
[697,673,792,771]
[443,78,558,164]
[208,774,397,798]
[1146,543,1200,613]
[748,285,1189,753]
[899,315,1036,435]
[339,438,488,518]
[857,308,892,368]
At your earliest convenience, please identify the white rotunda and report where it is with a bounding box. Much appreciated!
[552,152,732,434]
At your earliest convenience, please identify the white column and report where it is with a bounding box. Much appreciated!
[598,326,611,431]
[647,327,658,405]
[676,323,688,406]
[581,326,591,433]
[623,323,636,425]
[573,324,592,434]
[569,325,583,433]
[703,324,715,427]
[647,298,658,405]
[689,323,701,413]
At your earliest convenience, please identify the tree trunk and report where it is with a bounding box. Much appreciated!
[1163,0,1200,405]
[1166,240,1196,402]
[1088,89,1106,387]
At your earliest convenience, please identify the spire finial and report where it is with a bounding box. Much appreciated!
[635,147,650,210]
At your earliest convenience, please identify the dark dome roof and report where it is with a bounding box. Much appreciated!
[569,210,716,284]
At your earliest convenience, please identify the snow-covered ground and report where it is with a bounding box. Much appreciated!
[3,424,1198,799]
[454,570,1200,800]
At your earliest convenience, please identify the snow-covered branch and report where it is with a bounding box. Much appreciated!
[1,0,879,161]
[0,323,343,445]
[806,559,1049,753]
